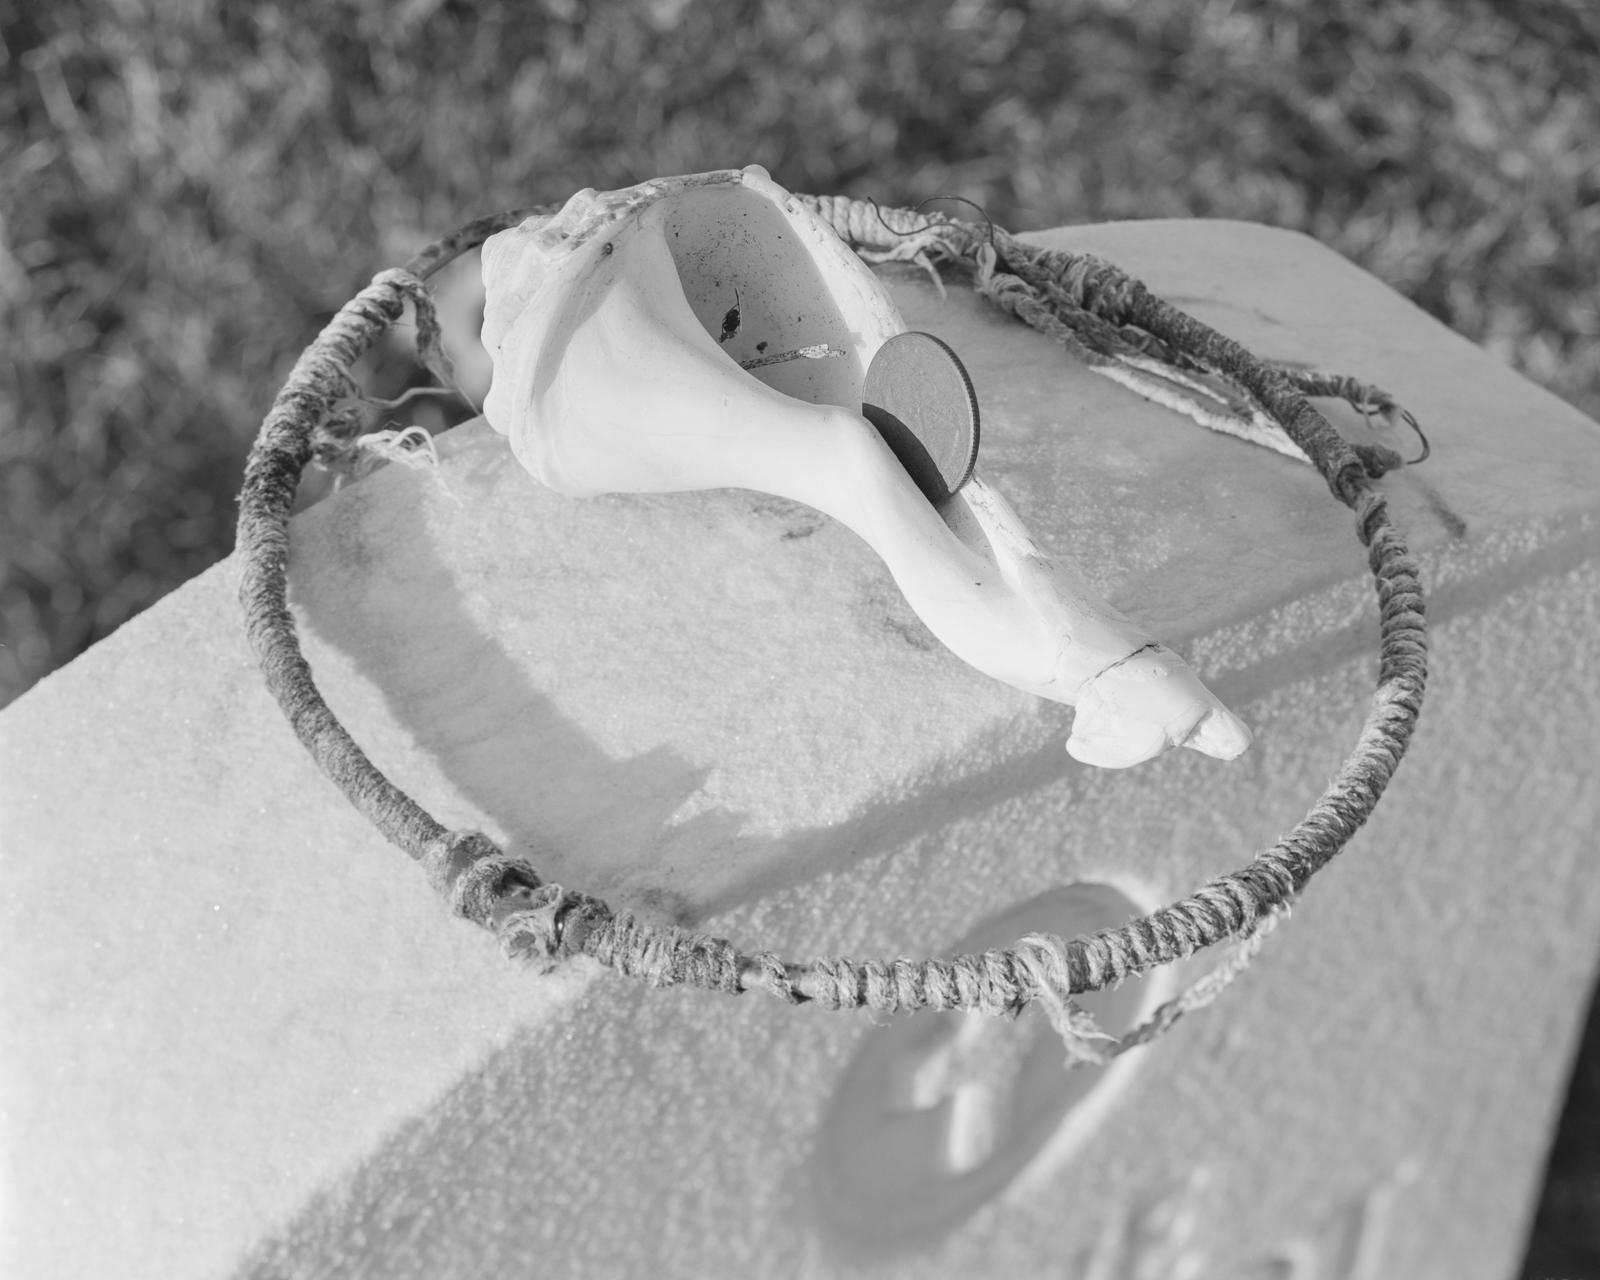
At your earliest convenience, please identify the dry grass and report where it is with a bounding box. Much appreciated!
[2,0,1598,1269]
[5,0,1598,705]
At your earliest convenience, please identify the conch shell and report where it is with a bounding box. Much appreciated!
[481,166,1249,768]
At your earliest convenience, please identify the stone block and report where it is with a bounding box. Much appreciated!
[3,219,1598,1279]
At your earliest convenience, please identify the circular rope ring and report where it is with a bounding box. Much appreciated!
[236,198,1426,1062]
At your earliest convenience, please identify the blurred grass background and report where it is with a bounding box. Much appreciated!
[1,0,1596,1270]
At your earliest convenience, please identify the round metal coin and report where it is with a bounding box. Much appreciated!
[861,331,981,505]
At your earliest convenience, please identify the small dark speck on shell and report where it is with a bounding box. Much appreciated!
[719,289,741,344]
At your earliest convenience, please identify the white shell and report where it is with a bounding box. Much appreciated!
[481,166,1249,767]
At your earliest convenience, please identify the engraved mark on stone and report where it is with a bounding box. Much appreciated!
[810,883,1162,1258]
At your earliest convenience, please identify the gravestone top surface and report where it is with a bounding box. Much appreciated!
[2,218,1598,1280]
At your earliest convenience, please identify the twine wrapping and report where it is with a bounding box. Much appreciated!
[236,196,1427,1064]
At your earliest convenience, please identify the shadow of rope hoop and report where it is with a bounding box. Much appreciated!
[235,198,1427,1066]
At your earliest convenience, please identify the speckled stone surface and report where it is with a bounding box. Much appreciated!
[3,220,1598,1280]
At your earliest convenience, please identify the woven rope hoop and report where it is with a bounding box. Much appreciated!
[236,198,1427,1063]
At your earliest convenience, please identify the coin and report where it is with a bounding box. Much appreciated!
[861,331,981,505]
